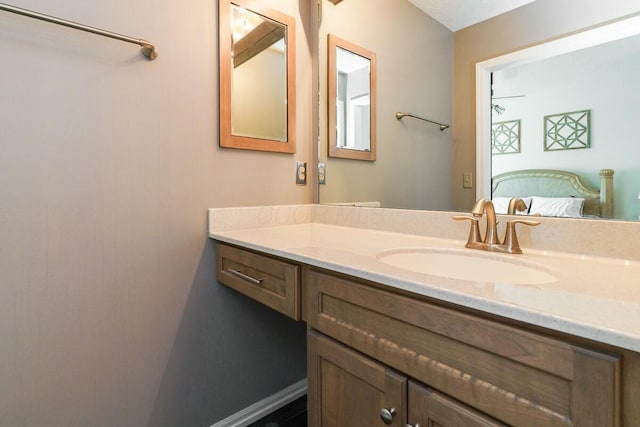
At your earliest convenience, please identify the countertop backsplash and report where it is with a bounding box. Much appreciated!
[209,204,640,261]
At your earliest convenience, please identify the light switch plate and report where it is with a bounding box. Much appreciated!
[296,161,307,185]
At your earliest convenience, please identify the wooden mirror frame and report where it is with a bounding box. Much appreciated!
[328,34,376,161]
[219,0,296,153]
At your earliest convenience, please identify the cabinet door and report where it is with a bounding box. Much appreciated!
[308,330,407,427]
[408,381,507,427]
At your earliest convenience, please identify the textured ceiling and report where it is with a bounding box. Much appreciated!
[407,0,537,32]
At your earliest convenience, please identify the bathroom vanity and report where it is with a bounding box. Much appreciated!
[209,205,640,426]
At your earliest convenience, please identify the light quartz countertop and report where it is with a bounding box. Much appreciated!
[208,205,640,352]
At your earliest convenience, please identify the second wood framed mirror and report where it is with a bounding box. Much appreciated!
[328,34,376,161]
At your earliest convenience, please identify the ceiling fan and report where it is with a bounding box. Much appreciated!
[491,94,526,115]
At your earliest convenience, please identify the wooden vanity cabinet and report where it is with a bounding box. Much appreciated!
[213,242,634,425]
[216,243,301,320]
[305,267,622,427]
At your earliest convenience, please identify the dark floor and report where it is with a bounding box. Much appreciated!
[248,395,307,427]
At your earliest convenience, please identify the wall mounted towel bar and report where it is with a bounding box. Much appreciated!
[395,112,449,131]
[0,2,157,60]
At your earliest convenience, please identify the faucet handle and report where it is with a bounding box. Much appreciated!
[452,215,482,247]
[503,219,540,254]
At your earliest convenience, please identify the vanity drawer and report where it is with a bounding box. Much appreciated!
[217,243,301,320]
[305,267,621,426]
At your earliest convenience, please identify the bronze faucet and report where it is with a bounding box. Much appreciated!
[453,198,540,254]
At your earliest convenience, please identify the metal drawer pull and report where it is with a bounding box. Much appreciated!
[380,407,397,425]
[228,269,264,285]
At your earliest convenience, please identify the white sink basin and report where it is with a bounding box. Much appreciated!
[377,248,557,284]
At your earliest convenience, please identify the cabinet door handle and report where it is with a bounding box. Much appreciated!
[227,269,264,285]
[380,407,397,425]
[405,424,420,427]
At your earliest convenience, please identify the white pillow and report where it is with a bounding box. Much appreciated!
[492,197,532,215]
[529,196,585,218]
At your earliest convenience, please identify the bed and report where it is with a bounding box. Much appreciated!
[491,168,614,218]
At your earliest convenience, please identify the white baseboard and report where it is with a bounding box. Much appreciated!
[210,379,307,427]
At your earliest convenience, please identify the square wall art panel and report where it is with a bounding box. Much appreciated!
[544,110,590,151]
[492,119,521,155]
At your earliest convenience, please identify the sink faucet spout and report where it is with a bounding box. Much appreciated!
[471,198,500,245]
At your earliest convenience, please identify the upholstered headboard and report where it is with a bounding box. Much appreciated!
[492,169,614,218]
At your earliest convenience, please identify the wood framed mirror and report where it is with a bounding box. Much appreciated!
[219,0,296,153]
[328,34,376,161]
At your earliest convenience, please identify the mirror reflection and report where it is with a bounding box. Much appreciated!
[482,27,640,221]
[231,4,287,141]
[336,47,370,151]
[317,0,640,220]
[219,0,296,153]
[328,34,376,161]
[319,1,452,208]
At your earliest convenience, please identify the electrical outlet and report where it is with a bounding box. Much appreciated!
[296,161,307,185]
[318,163,326,185]
[463,172,473,189]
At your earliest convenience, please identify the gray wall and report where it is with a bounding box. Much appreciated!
[452,0,640,211]
[0,0,313,425]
